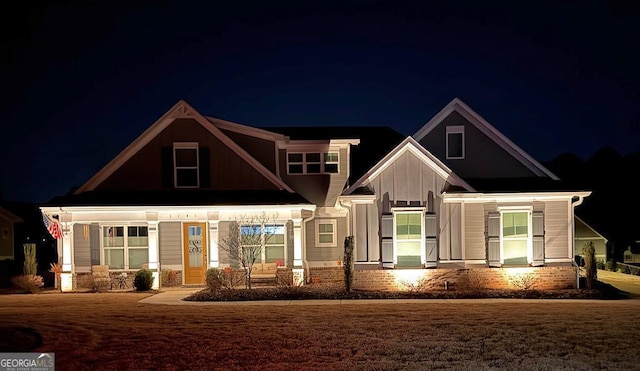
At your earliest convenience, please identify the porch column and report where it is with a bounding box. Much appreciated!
[146,212,159,290]
[61,221,74,272]
[293,217,303,267]
[208,211,219,268]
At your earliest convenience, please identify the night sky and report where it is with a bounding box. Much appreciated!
[2,1,639,203]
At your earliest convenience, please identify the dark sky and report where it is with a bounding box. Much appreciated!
[2,1,639,203]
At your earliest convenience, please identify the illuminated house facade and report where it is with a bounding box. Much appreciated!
[41,98,590,291]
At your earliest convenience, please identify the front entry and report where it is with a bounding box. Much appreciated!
[183,223,207,284]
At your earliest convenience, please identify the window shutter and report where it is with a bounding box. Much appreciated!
[161,146,174,188]
[532,211,544,266]
[199,146,211,188]
[425,213,437,267]
[90,223,100,266]
[381,213,394,268]
[488,212,501,267]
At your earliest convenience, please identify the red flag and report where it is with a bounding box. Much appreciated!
[42,212,62,239]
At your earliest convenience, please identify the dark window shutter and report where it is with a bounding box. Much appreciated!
[381,213,394,268]
[488,212,501,267]
[199,147,211,188]
[161,147,174,188]
[532,211,544,266]
[425,213,437,267]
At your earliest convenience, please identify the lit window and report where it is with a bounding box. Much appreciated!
[286,151,340,174]
[103,226,149,269]
[446,126,464,159]
[501,210,530,265]
[174,143,199,187]
[316,219,337,247]
[240,224,286,264]
[395,212,423,267]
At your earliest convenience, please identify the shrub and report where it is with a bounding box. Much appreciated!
[596,259,606,270]
[12,274,44,293]
[134,269,154,291]
[206,268,225,292]
[161,268,177,287]
[606,259,617,272]
[583,241,597,289]
[343,236,354,292]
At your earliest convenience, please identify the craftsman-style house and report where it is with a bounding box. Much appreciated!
[41,98,589,291]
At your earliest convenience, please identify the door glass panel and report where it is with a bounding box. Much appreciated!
[188,226,203,268]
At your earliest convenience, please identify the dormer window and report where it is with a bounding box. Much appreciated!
[287,152,339,174]
[174,143,199,188]
[446,126,464,159]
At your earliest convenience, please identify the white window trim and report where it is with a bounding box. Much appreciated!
[287,151,340,175]
[446,125,465,159]
[240,223,287,264]
[392,208,426,266]
[498,206,533,265]
[315,219,337,247]
[101,224,150,270]
[173,142,200,188]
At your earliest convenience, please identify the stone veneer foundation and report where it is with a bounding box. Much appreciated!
[308,266,578,291]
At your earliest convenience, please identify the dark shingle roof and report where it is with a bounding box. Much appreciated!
[44,190,312,207]
[460,177,591,193]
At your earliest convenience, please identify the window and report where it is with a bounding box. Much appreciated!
[501,210,531,265]
[446,126,464,159]
[103,225,149,269]
[240,224,286,264]
[174,143,199,187]
[316,219,337,247]
[395,212,423,267]
[287,152,339,174]
[1,228,8,239]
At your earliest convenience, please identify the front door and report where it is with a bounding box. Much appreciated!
[183,223,207,284]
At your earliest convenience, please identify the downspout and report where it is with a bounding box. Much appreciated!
[301,212,315,284]
[571,195,587,288]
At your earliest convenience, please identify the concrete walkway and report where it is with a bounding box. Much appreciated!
[138,287,640,306]
[596,269,640,297]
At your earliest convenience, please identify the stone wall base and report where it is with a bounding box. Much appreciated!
[308,266,577,291]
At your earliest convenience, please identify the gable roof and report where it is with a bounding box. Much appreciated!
[0,205,22,223]
[344,136,475,195]
[74,100,294,194]
[413,98,559,180]
[575,215,608,242]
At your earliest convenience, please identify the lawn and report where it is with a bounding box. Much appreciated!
[1,293,639,370]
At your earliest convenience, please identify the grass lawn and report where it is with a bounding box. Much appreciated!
[1,292,639,370]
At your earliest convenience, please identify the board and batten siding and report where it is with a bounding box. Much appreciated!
[305,217,347,261]
[544,200,571,259]
[73,223,91,272]
[159,222,182,267]
[354,203,380,262]
[464,203,485,260]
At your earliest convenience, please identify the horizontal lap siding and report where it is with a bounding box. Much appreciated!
[159,222,182,266]
[74,224,91,272]
[464,203,485,260]
[545,201,570,259]
[305,218,346,262]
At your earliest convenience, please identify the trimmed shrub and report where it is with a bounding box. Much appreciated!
[583,241,597,289]
[206,268,225,292]
[343,236,354,292]
[134,269,154,291]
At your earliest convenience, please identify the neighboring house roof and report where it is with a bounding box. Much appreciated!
[575,216,608,242]
[261,126,406,184]
[0,205,22,223]
[413,97,559,180]
[43,190,312,207]
[344,136,475,195]
[74,100,294,194]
